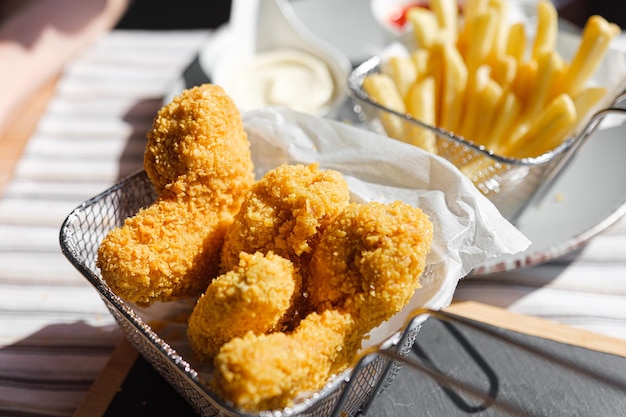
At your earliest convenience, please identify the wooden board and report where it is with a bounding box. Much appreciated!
[446,301,626,358]
[73,339,139,417]
[0,78,58,196]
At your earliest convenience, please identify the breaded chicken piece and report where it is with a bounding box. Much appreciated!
[187,251,301,361]
[309,201,433,330]
[220,163,350,274]
[144,84,254,209]
[97,84,255,305]
[96,198,228,304]
[212,201,433,412]
[213,309,358,412]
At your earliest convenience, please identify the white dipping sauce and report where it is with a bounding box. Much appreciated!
[219,48,335,114]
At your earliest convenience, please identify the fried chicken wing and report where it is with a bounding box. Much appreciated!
[212,200,433,412]
[187,251,301,361]
[97,84,255,305]
[219,163,350,274]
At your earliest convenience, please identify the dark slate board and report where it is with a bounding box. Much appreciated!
[100,317,626,417]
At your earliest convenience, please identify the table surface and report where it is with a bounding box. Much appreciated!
[73,302,626,417]
[1,6,626,417]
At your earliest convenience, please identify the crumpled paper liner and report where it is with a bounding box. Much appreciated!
[241,107,531,347]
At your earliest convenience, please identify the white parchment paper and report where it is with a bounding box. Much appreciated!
[242,107,531,347]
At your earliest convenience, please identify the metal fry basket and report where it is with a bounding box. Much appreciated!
[59,171,626,415]
[59,170,426,417]
[348,56,626,222]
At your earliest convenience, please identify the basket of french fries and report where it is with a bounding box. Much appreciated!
[349,0,626,221]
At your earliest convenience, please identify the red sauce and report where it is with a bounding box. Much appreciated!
[388,2,431,30]
[388,1,464,30]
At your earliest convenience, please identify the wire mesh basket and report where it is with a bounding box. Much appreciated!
[348,56,626,222]
[59,170,427,417]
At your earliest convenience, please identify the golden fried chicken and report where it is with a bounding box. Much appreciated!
[212,200,433,412]
[96,198,228,304]
[97,84,255,305]
[308,201,433,330]
[144,84,253,208]
[187,251,301,361]
[219,163,350,274]
[213,309,358,412]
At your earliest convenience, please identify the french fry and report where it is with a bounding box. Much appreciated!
[531,0,558,61]
[406,8,440,50]
[484,91,522,153]
[411,49,431,78]
[560,15,621,96]
[487,0,510,61]
[460,0,490,56]
[404,76,438,154]
[473,79,504,144]
[406,76,436,122]
[426,43,445,125]
[431,0,458,44]
[457,65,490,140]
[506,22,527,63]
[547,58,569,104]
[460,156,504,185]
[440,44,468,133]
[383,55,417,98]
[508,94,577,158]
[362,73,406,140]
[464,9,498,73]
[572,86,607,124]
[511,59,538,110]
[491,54,517,90]
[501,122,530,155]
[464,0,490,24]
[523,50,565,119]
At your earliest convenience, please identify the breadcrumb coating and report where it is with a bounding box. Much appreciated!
[97,84,254,305]
[96,198,229,304]
[212,200,433,412]
[309,201,433,329]
[187,251,301,361]
[213,309,358,412]
[144,84,254,210]
[219,163,350,273]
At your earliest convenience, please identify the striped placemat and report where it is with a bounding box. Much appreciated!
[0,29,208,417]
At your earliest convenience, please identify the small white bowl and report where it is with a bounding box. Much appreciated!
[205,0,352,118]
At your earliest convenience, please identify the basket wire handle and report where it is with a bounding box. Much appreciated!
[331,307,626,417]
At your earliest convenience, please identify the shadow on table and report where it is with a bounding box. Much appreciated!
[365,315,626,417]
[454,248,585,311]
[115,53,215,182]
[0,321,120,415]
[51,310,626,417]
[115,98,164,182]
